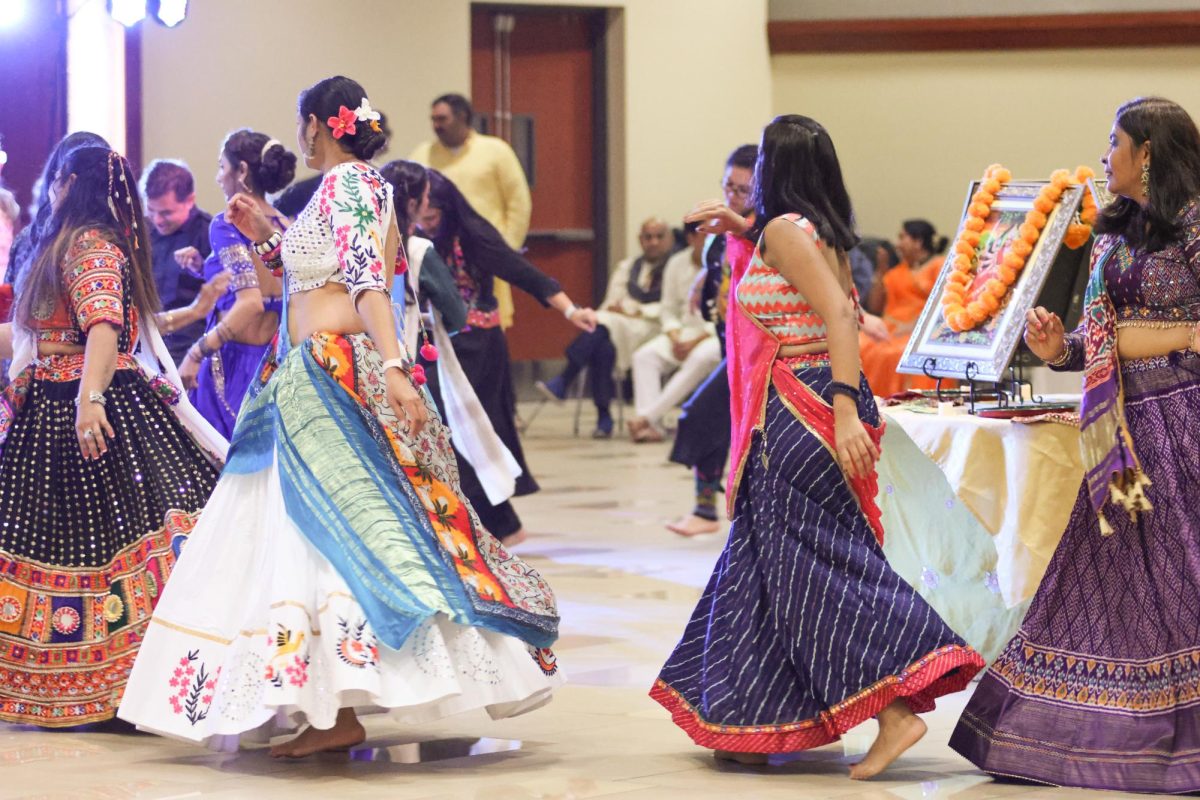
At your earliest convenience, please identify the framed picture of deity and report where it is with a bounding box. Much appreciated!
[899,172,1086,383]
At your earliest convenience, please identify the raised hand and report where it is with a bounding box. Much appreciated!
[1023,306,1066,363]
[684,200,750,237]
[226,193,275,243]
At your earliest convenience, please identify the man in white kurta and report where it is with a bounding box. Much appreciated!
[536,218,673,437]
[627,222,720,442]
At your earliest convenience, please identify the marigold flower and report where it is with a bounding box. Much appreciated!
[962,230,982,247]
[998,265,1017,283]
[972,191,995,206]
[948,270,971,287]
[1075,165,1096,181]
[1003,252,1025,270]
[967,303,990,323]
[1034,196,1056,214]
[1027,210,1048,229]
[1044,185,1063,203]
[981,293,1001,314]
[1019,223,1040,243]
[992,167,1013,183]
[969,202,991,218]
[1011,239,1033,258]
[954,240,976,257]
[966,217,986,232]
[981,179,1002,195]
[953,254,972,271]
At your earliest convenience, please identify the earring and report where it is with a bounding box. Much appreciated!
[306,136,316,158]
[1141,162,1151,200]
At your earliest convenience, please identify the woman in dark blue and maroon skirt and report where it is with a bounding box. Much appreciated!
[651,115,984,780]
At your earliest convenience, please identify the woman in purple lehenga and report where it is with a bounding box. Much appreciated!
[951,97,1200,794]
[181,129,293,436]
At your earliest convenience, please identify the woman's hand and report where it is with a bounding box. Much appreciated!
[687,269,706,315]
[684,200,750,237]
[174,246,204,276]
[226,193,275,243]
[178,354,201,391]
[1024,306,1066,362]
[860,313,890,343]
[386,367,428,437]
[834,405,879,480]
[76,399,115,460]
[194,271,231,315]
[570,307,598,333]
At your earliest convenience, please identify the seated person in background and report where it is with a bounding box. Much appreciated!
[537,217,673,438]
[859,219,948,396]
[140,160,212,365]
[853,236,898,308]
[627,220,720,443]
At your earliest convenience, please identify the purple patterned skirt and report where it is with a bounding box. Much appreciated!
[190,340,269,439]
[652,365,984,752]
[952,350,1200,793]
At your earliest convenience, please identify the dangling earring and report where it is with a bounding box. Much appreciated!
[306,136,316,158]
[1141,161,1151,201]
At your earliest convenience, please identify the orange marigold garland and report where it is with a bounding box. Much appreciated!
[940,164,1095,333]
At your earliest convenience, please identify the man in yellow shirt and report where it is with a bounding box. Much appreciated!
[410,93,531,329]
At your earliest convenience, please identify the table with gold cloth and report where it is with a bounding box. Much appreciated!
[875,405,1082,661]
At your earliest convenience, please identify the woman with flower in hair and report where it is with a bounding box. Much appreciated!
[182,129,295,436]
[119,76,562,758]
[952,97,1200,795]
[0,146,225,727]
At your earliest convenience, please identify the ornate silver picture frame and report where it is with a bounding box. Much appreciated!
[898,180,1085,382]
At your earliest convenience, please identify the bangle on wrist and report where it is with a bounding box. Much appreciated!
[562,303,578,320]
[827,380,862,404]
[1046,340,1072,367]
[1190,322,1200,353]
[74,390,106,407]
[253,231,283,255]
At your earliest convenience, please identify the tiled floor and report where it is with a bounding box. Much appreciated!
[2,403,1152,799]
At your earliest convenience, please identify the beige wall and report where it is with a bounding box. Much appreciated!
[140,0,772,262]
[771,46,1200,242]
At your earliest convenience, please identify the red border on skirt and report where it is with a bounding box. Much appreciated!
[650,645,985,753]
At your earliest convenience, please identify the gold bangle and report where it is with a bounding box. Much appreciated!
[163,309,175,333]
[1046,341,1072,367]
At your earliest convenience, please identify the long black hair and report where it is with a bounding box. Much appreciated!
[6,131,110,286]
[221,128,297,195]
[378,159,429,245]
[750,115,858,253]
[424,169,525,273]
[1095,96,1200,252]
[16,146,159,328]
[298,76,388,162]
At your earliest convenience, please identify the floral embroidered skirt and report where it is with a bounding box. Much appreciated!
[652,365,983,752]
[952,351,1200,793]
[118,332,562,744]
[0,354,220,726]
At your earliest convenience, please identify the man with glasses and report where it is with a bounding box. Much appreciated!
[665,144,757,535]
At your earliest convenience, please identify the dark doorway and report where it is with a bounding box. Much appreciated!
[471,4,608,362]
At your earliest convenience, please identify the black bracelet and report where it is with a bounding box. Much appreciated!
[827,380,861,403]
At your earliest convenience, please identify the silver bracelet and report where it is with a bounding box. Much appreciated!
[74,390,107,407]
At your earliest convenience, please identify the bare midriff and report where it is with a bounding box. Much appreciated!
[36,342,85,357]
[1116,323,1194,360]
[778,342,828,358]
[287,282,368,346]
[217,305,279,346]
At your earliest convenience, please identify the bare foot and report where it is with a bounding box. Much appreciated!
[501,528,529,547]
[666,514,720,537]
[848,700,927,780]
[270,708,365,758]
[714,749,768,765]
[626,418,651,439]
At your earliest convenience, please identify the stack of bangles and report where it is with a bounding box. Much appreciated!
[254,231,284,276]
[827,380,861,403]
[186,320,235,363]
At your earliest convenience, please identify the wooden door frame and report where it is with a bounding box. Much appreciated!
[471,3,610,306]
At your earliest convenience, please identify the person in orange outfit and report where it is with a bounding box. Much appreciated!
[859,220,947,396]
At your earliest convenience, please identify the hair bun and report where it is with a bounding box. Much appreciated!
[351,124,388,161]
[256,144,297,194]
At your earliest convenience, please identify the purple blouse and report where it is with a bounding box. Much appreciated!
[203,212,286,316]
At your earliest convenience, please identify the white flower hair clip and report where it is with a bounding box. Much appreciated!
[354,98,382,133]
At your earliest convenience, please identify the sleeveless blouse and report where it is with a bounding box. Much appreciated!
[736,214,855,346]
[281,161,397,301]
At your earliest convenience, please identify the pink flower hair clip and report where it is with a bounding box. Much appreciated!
[327,106,358,139]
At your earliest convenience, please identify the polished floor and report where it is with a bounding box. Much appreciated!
[2,403,1153,799]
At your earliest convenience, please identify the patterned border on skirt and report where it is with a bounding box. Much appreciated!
[650,644,982,753]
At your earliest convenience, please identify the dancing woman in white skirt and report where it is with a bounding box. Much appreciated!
[117,76,561,757]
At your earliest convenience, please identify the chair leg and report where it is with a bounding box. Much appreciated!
[572,366,589,438]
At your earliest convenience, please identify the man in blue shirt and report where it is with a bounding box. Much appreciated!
[140,160,211,365]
